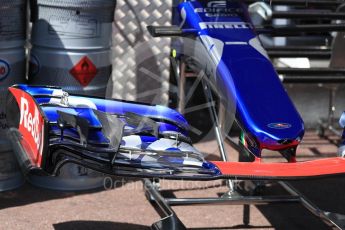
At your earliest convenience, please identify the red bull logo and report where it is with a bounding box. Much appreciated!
[20,97,42,150]
[9,87,45,166]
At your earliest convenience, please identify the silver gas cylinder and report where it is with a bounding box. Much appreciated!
[0,0,27,191]
[28,0,116,190]
[29,0,116,97]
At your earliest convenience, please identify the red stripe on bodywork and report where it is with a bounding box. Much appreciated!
[212,157,345,178]
[9,87,45,167]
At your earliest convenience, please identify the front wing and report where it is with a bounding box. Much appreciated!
[6,85,345,181]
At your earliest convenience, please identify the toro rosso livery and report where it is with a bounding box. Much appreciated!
[7,84,345,180]
[155,0,305,158]
[7,0,345,180]
[7,85,220,179]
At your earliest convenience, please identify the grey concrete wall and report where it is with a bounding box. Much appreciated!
[286,84,345,129]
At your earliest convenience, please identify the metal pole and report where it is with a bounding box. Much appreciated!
[143,179,187,230]
[202,80,236,195]
[244,0,344,7]
[256,24,345,36]
[272,11,345,19]
[265,46,331,51]
[328,87,337,126]
[277,68,345,76]
[166,196,300,206]
[268,50,331,58]
[281,75,345,84]
[178,62,186,114]
[280,181,345,229]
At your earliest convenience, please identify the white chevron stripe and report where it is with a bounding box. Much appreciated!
[121,135,143,149]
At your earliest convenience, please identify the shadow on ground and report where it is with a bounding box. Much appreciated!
[0,177,138,210]
[53,221,149,230]
[253,181,333,230]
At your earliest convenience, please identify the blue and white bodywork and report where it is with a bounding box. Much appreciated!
[10,1,345,181]
[7,84,220,179]
[171,0,305,158]
[9,84,345,181]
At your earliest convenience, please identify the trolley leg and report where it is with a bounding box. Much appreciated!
[144,179,187,230]
[202,80,236,195]
[318,86,342,137]
[327,87,337,127]
[243,204,250,226]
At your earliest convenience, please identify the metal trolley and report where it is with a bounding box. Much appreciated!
[143,57,345,230]
[143,0,345,228]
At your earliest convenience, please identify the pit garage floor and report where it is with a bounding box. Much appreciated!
[0,131,343,230]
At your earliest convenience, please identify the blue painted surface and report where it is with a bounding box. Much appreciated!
[177,1,304,155]
[18,84,189,131]
[14,84,191,147]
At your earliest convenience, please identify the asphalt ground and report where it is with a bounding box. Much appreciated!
[0,131,343,230]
